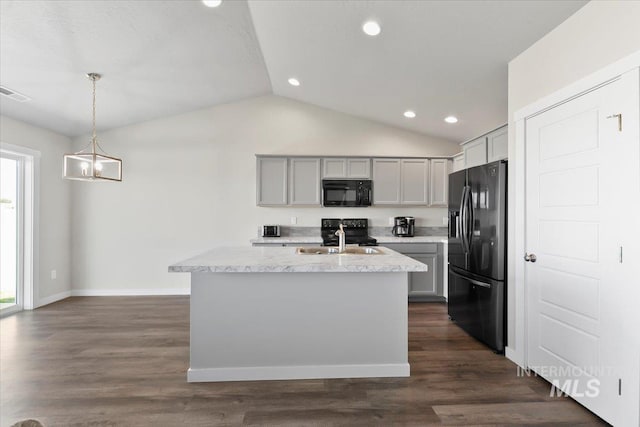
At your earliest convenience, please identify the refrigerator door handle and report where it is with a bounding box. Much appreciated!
[449,268,491,288]
[459,186,469,252]
[466,186,474,252]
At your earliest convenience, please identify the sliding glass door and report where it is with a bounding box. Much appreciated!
[1,154,23,315]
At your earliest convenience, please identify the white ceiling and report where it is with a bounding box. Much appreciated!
[248,0,587,142]
[0,0,272,137]
[0,0,586,141]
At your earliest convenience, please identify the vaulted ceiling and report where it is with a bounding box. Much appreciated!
[0,0,586,141]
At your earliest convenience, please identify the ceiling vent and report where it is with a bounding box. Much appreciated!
[0,85,31,102]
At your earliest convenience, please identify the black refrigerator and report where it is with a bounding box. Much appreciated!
[448,160,507,352]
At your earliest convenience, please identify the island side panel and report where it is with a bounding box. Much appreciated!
[189,272,409,382]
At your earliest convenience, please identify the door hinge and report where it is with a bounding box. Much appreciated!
[607,113,623,132]
[619,246,623,263]
[619,378,622,396]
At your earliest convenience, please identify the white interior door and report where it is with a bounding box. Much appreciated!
[525,69,640,426]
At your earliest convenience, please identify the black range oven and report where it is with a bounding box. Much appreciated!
[321,218,377,246]
[322,179,372,207]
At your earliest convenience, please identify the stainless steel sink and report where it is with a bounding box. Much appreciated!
[296,247,382,255]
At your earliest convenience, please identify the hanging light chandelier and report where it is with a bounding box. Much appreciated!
[63,73,122,181]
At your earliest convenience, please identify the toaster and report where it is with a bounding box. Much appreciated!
[261,225,280,237]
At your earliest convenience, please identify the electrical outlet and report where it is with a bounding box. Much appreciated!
[51,270,57,280]
[443,217,449,225]
[290,216,297,225]
[388,217,394,226]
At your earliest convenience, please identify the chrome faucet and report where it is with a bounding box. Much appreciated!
[335,223,346,253]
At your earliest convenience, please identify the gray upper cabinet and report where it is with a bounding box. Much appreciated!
[346,158,371,178]
[257,155,448,208]
[372,159,402,204]
[374,158,440,206]
[400,159,429,205]
[322,158,371,178]
[322,158,347,178]
[429,159,450,206]
[256,157,288,206]
[461,125,508,169]
[289,158,321,205]
[487,126,508,162]
[463,136,487,169]
[452,153,465,172]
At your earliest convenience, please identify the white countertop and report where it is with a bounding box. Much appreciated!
[250,235,448,244]
[377,236,448,244]
[169,246,429,273]
[251,236,323,244]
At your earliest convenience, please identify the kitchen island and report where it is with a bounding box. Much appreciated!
[169,246,427,382]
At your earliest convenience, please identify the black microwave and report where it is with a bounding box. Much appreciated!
[322,179,372,207]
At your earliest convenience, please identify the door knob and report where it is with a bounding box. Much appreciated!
[524,253,537,263]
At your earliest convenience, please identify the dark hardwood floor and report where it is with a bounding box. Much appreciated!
[1,297,607,426]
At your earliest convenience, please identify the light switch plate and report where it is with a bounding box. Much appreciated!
[388,217,394,226]
[290,216,297,225]
[51,270,57,280]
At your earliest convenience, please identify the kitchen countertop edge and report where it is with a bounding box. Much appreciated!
[249,235,448,244]
[169,246,429,273]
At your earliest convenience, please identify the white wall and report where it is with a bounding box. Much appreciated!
[506,1,640,362]
[70,95,459,293]
[0,115,72,304]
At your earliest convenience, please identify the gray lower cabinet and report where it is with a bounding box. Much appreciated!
[406,253,437,296]
[252,241,445,301]
[383,243,444,301]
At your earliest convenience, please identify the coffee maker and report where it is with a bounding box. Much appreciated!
[392,216,415,237]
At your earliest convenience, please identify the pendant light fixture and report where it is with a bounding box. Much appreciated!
[63,73,122,181]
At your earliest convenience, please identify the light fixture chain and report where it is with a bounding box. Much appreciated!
[92,75,97,146]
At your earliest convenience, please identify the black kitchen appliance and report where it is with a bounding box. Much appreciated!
[322,179,372,207]
[261,225,280,237]
[448,160,507,353]
[321,218,377,246]
[392,216,415,237]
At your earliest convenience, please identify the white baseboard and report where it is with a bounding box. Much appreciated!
[71,288,190,297]
[36,290,72,308]
[505,346,525,368]
[187,363,410,383]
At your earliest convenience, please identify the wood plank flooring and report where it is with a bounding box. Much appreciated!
[0,297,607,426]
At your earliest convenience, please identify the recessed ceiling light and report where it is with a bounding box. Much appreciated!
[403,110,416,119]
[444,116,458,124]
[202,0,222,7]
[362,21,381,36]
[288,78,300,87]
